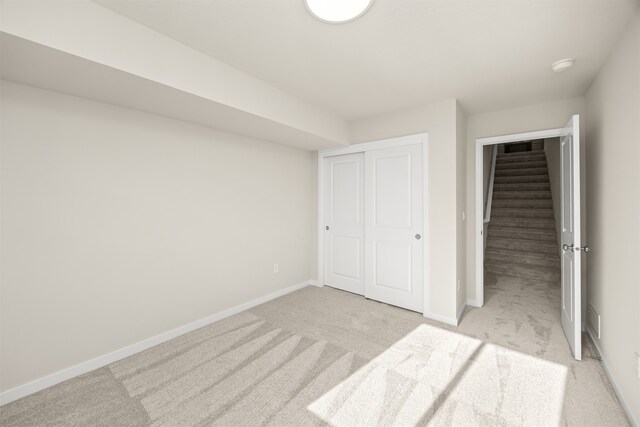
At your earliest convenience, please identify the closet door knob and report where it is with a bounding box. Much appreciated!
[415,234,421,240]
[326,226,329,230]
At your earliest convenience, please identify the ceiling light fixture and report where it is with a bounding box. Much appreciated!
[551,59,575,73]
[305,0,372,24]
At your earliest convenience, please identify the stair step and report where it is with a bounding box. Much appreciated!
[496,154,547,164]
[497,150,545,158]
[487,237,558,254]
[490,217,555,229]
[495,160,547,170]
[485,248,560,268]
[493,182,550,191]
[488,226,557,242]
[493,190,551,200]
[494,175,549,184]
[495,167,548,177]
[492,199,553,209]
[492,208,554,219]
[485,262,560,282]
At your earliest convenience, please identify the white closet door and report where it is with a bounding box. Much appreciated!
[324,153,365,295]
[364,144,423,312]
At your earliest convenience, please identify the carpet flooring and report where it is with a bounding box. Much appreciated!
[0,274,630,426]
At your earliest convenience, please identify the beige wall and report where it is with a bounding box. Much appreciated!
[585,6,640,423]
[465,97,586,305]
[350,99,461,320]
[0,81,316,392]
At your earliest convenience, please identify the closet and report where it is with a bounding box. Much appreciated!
[320,134,426,312]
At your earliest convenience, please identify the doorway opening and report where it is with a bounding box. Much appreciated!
[474,116,583,360]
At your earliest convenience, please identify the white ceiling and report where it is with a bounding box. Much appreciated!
[95,0,638,120]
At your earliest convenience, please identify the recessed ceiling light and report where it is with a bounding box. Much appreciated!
[305,0,372,24]
[552,59,575,73]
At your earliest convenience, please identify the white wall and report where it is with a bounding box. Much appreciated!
[0,0,349,147]
[349,99,462,321]
[482,144,493,249]
[585,6,640,423]
[465,97,586,305]
[455,102,467,314]
[0,81,316,392]
[543,137,562,251]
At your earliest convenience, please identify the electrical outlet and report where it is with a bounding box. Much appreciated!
[462,211,466,221]
[273,264,279,274]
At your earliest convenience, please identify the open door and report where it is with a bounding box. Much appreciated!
[560,114,582,360]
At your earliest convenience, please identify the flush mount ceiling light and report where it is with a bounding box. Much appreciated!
[552,59,575,73]
[305,0,372,24]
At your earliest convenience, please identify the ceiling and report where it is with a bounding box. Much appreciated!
[95,0,638,121]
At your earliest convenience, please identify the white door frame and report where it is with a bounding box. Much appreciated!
[318,133,429,313]
[474,128,563,307]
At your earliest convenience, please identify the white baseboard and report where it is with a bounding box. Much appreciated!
[308,279,322,287]
[0,279,314,407]
[423,310,459,326]
[586,327,639,427]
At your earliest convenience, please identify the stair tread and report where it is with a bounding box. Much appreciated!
[495,161,547,170]
[493,199,553,209]
[494,175,549,183]
[495,167,549,175]
[493,183,550,190]
[485,247,559,260]
[492,208,554,215]
[497,150,545,157]
[493,190,551,199]
[489,236,557,246]
[489,226,556,235]
[485,259,560,273]
[485,263,560,282]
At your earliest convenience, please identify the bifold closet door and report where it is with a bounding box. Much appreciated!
[364,145,423,312]
[324,153,365,295]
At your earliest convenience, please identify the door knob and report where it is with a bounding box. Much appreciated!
[326,226,329,230]
[415,234,421,240]
[562,243,574,252]
[576,245,591,253]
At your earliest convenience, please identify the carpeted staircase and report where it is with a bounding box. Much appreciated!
[485,150,560,283]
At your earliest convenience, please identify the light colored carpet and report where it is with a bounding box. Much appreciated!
[0,274,630,426]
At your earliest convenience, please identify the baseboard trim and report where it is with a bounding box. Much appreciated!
[0,279,314,407]
[423,310,459,326]
[586,326,639,427]
[308,279,322,287]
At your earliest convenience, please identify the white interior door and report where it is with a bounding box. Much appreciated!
[324,153,365,295]
[364,144,423,312]
[560,114,582,361]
